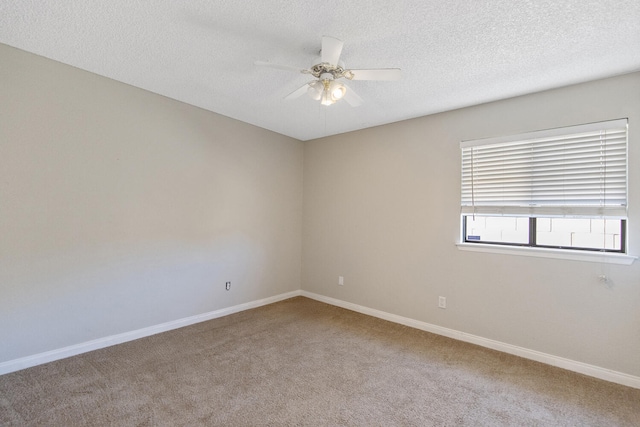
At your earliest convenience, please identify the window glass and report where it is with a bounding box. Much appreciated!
[463,216,624,252]
[465,216,528,245]
[536,218,622,251]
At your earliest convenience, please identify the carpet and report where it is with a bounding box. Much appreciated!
[1,296,638,426]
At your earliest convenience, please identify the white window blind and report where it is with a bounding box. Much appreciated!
[460,119,628,218]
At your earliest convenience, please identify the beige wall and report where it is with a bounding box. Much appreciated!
[2,40,638,379]
[302,72,640,376]
[0,44,303,362]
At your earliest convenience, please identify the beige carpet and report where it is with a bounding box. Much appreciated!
[0,296,638,426]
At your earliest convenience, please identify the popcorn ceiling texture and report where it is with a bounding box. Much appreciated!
[1,0,639,140]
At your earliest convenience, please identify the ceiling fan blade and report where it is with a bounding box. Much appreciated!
[347,68,402,81]
[343,84,363,107]
[284,82,313,100]
[321,36,343,66]
[254,60,309,74]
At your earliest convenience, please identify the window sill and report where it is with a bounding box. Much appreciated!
[456,242,637,265]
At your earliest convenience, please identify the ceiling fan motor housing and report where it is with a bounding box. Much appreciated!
[310,63,353,80]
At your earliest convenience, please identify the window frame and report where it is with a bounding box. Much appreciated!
[458,119,635,264]
[461,215,627,254]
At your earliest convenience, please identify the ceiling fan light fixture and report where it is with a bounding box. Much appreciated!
[320,90,335,106]
[307,81,323,100]
[315,79,346,106]
[330,82,346,100]
[319,79,336,106]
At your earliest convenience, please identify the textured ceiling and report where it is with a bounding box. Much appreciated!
[1,1,639,141]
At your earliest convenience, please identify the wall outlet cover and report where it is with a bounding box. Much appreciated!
[438,296,446,309]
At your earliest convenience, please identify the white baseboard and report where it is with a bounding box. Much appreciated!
[301,291,640,390]
[4,289,638,389]
[0,290,302,376]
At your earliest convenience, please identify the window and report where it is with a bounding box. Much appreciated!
[460,119,628,253]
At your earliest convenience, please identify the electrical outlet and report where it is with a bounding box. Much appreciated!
[338,276,344,286]
[225,281,231,291]
[438,296,446,309]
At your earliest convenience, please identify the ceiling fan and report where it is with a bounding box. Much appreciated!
[255,36,401,107]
